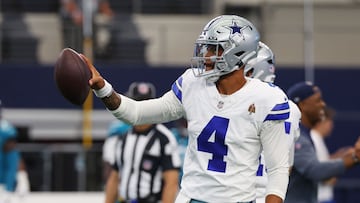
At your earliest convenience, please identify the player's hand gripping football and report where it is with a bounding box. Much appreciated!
[80,54,121,110]
[79,54,105,90]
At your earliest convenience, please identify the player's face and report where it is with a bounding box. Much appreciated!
[193,44,224,71]
[204,45,223,71]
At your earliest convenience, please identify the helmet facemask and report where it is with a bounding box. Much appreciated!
[191,42,228,83]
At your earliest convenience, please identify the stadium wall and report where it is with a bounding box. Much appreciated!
[1,65,360,202]
[1,65,360,146]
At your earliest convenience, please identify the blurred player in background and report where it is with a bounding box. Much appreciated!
[244,42,301,203]
[285,82,360,203]
[311,106,337,203]
[104,82,181,203]
[0,100,30,203]
[311,106,354,203]
[102,120,130,184]
[84,15,292,203]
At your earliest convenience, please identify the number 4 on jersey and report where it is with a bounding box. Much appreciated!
[197,116,229,173]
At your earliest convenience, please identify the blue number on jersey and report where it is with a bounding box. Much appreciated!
[256,156,264,176]
[197,116,229,172]
[284,121,291,134]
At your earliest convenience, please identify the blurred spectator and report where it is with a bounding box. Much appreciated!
[0,100,30,202]
[284,82,360,203]
[104,82,181,203]
[59,0,114,56]
[311,106,352,203]
[170,118,188,185]
[102,120,130,184]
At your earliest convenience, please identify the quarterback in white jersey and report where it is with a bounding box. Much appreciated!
[171,70,290,202]
[85,15,291,203]
[244,42,301,203]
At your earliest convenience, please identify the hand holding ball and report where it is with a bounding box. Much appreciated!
[54,48,92,106]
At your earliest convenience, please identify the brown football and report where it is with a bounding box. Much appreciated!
[54,48,92,106]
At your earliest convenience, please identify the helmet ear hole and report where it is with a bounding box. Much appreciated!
[235,51,245,57]
[245,68,254,77]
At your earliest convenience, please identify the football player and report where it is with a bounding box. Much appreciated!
[0,100,30,203]
[84,15,291,203]
[244,42,301,203]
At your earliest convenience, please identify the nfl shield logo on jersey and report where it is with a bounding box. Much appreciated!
[142,160,153,170]
[217,101,224,109]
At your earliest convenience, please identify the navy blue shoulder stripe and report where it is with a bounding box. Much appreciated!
[264,102,290,121]
[171,76,183,103]
[271,102,289,111]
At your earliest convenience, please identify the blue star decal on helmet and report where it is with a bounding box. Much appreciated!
[230,23,242,34]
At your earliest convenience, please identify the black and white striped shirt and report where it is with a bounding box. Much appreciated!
[113,123,181,202]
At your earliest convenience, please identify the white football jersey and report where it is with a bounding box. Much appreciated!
[110,69,291,202]
[171,69,290,202]
[255,100,301,202]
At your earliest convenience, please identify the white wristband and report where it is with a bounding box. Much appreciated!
[93,80,113,98]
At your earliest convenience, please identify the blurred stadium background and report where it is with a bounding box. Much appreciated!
[0,0,359,202]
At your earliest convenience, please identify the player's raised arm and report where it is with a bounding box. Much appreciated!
[80,54,184,125]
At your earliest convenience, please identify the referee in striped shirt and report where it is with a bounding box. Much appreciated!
[105,82,182,203]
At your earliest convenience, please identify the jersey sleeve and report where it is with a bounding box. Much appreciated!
[109,90,185,125]
[252,83,290,123]
[108,70,192,125]
[258,85,291,200]
[289,101,301,141]
[260,120,289,200]
[287,101,302,166]
[262,85,290,122]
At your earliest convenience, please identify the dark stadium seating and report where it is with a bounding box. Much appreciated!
[1,0,59,12]
[1,13,39,63]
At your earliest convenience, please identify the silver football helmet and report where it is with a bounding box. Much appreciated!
[191,15,260,83]
[244,41,276,83]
